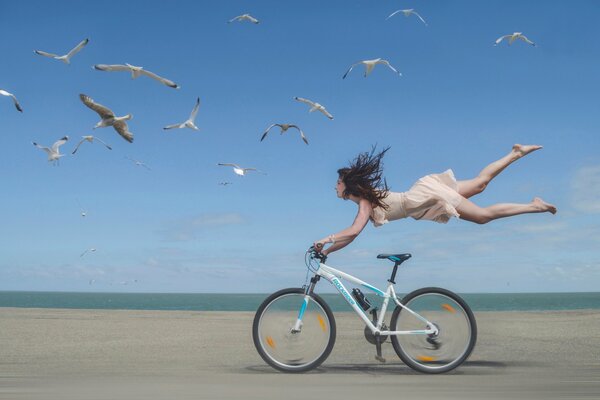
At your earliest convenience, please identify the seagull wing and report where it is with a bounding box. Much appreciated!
[189,97,200,120]
[71,138,87,154]
[379,60,401,76]
[386,9,403,20]
[94,64,131,72]
[0,90,23,112]
[163,123,183,130]
[32,142,52,155]
[342,63,359,79]
[494,35,510,46]
[138,68,179,88]
[113,120,134,143]
[320,107,334,120]
[412,11,428,26]
[218,163,240,169]
[34,50,59,58]
[294,97,315,107]
[94,136,112,150]
[519,35,536,46]
[261,124,277,141]
[79,94,115,119]
[299,129,309,145]
[51,136,69,153]
[228,15,241,23]
[66,38,89,59]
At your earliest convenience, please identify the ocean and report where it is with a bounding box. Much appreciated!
[0,291,599,312]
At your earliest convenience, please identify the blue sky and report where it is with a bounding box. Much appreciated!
[1,0,599,293]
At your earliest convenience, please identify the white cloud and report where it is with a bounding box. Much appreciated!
[571,165,600,213]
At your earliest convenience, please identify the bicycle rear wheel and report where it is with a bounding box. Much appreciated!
[252,288,336,372]
[390,287,477,373]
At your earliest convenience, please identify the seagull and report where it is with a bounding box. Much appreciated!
[343,58,402,79]
[261,123,308,145]
[80,94,134,143]
[72,135,112,154]
[294,97,333,120]
[80,248,96,258]
[494,32,536,46]
[386,9,428,26]
[0,89,23,112]
[218,163,263,176]
[219,181,233,186]
[34,38,89,64]
[125,156,151,170]
[32,136,69,165]
[76,200,87,217]
[93,63,180,89]
[228,14,259,24]
[163,97,200,130]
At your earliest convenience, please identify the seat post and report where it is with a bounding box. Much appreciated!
[388,263,400,284]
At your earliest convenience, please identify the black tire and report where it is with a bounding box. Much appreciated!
[252,288,336,372]
[390,287,477,373]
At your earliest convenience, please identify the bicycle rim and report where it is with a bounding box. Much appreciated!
[256,292,333,371]
[393,290,475,373]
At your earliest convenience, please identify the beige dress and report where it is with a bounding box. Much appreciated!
[371,169,464,227]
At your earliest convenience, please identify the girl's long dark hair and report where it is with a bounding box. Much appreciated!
[338,146,390,210]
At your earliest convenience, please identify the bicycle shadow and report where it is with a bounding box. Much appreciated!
[242,360,521,376]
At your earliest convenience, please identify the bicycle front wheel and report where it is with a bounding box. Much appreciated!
[390,287,477,373]
[252,288,336,372]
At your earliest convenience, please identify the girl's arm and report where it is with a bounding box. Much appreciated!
[315,199,372,256]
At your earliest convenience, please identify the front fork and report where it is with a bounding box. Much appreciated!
[291,274,321,332]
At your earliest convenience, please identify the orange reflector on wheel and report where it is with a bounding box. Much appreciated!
[317,315,327,332]
[441,303,456,313]
[416,355,437,362]
[266,336,276,349]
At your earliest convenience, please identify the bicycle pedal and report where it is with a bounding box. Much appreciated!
[375,355,386,363]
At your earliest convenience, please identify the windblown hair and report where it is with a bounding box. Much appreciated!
[338,146,390,210]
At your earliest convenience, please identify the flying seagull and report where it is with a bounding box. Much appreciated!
[386,9,428,26]
[294,97,333,120]
[125,156,151,170]
[228,14,259,24]
[0,89,23,112]
[72,135,112,154]
[164,97,200,130]
[217,163,263,176]
[34,38,89,64]
[93,63,180,89]
[80,248,96,258]
[261,123,308,145]
[494,32,536,46]
[79,94,134,143]
[32,136,69,165]
[219,181,233,186]
[343,58,401,79]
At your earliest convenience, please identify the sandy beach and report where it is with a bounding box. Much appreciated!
[1,307,599,399]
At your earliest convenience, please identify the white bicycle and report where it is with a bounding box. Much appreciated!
[252,246,477,373]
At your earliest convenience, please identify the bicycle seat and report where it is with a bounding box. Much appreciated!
[377,253,412,265]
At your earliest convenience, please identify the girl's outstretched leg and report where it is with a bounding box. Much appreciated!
[457,144,542,199]
[456,196,557,224]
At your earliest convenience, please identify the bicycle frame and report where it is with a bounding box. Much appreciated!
[295,260,438,337]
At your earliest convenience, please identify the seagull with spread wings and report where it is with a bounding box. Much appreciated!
[294,97,333,120]
[72,135,112,154]
[79,94,134,143]
[164,97,201,130]
[218,163,263,176]
[494,32,536,46]
[386,9,428,26]
[93,63,180,89]
[125,156,151,170]
[228,14,260,24]
[342,58,402,79]
[261,123,308,145]
[80,248,96,258]
[0,89,23,112]
[32,136,69,165]
[34,38,89,64]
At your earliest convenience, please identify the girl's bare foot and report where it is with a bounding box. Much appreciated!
[513,144,543,158]
[532,197,557,214]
